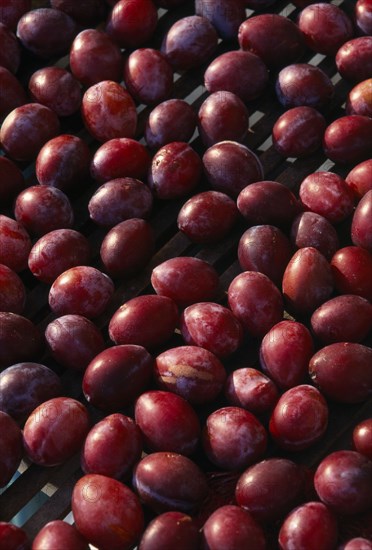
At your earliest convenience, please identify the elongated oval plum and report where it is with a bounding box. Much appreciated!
[180,302,243,358]
[23,397,90,466]
[290,212,340,260]
[106,0,158,48]
[224,368,279,415]
[323,115,372,165]
[133,452,209,514]
[0,362,62,422]
[237,180,300,227]
[282,247,334,316]
[151,257,219,307]
[138,511,200,550]
[81,414,142,480]
[331,246,372,301]
[0,411,23,487]
[335,37,372,82]
[351,190,372,253]
[260,320,314,390]
[309,343,372,403]
[109,295,179,350]
[90,138,151,183]
[228,271,283,338]
[238,225,293,287]
[72,474,144,550]
[135,390,200,456]
[154,346,226,405]
[45,315,105,371]
[345,159,372,199]
[83,345,153,411]
[273,106,326,158]
[32,520,89,550]
[310,295,372,344]
[202,406,267,470]
[269,385,328,451]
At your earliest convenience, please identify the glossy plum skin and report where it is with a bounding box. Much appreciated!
[28,67,81,117]
[282,247,334,316]
[23,397,90,466]
[135,390,200,455]
[101,219,155,278]
[161,15,218,71]
[235,458,306,523]
[273,106,326,158]
[83,345,153,411]
[0,362,62,422]
[345,160,372,199]
[238,14,305,68]
[331,246,372,301]
[0,103,60,162]
[278,501,338,550]
[178,190,238,244]
[0,264,25,314]
[0,411,23,487]
[32,520,89,550]
[356,0,372,35]
[0,523,29,550]
[49,266,114,319]
[0,22,21,73]
[353,419,372,460]
[132,452,209,514]
[275,63,334,109]
[0,313,43,369]
[88,178,153,227]
[16,8,77,58]
[36,135,91,192]
[269,385,328,451]
[323,115,372,165]
[314,450,372,515]
[225,368,279,415]
[341,539,372,550]
[335,37,372,82]
[195,0,246,40]
[0,66,27,118]
[109,295,178,350]
[347,79,372,118]
[310,295,372,344]
[106,0,158,48]
[148,142,202,200]
[28,229,91,284]
[260,320,314,390]
[297,3,354,56]
[72,474,144,550]
[70,29,122,87]
[154,346,226,405]
[203,406,267,471]
[198,91,249,147]
[124,48,173,106]
[201,505,266,550]
[228,271,284,338]
[290,212,340,260]
[352,190,372,252]
[14,185,74,236]
[81,414,142,480]
[204,50,269,103]
[180,302,243,358]
[82,81,137,143]
[238,225,293,287]
[151,257,219,307]
[0,0,31,31]
[0,215,31,273]
[299,171,354,224]
[45,315,105,372]
[309,343,372,403]
[91,138,151,183]
[145,99,196,150]
[203,141,264,198]
[237,180,300,228]
[0,156,25,204]
[138,511,200,550]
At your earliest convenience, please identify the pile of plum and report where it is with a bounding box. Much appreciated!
[0,0,371,548]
